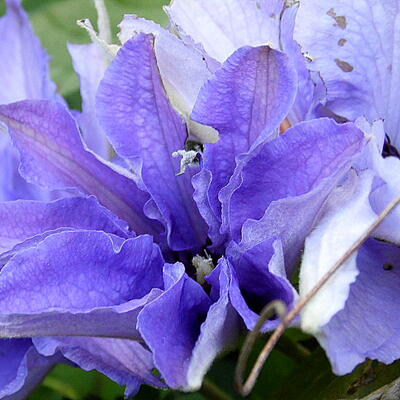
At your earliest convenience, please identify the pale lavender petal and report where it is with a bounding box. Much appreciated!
[138,263,211,389]
[220,118,366,272]
[0,0,60,103]
[0,0,63,202]
[34,337,165,397]
[97,33,207,250]
[300,170,377,334]
[68,43,109,158]
[366,145,400,245]
[0,339,60,400]
[0,100,160,236]
[280,4,324,123]
[166,0,284,62]
[294,0,400,145]
[0,231,164,339]
[0,196,131,258]
[320,239,400,374]
[191,45,297,248]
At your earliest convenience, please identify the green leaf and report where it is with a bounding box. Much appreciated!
[275,349,400,400]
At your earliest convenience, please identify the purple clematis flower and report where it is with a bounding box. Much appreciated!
[0,0,368,396]
[294,0,400,376]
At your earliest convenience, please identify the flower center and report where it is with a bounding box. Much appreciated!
[192,253,215,284]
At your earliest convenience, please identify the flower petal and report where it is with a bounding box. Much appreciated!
[0,100,159,235]
[68,43,109,158]
[294,0,400,144]
[166,0,284,62]
[138,263,211,389]
[220,118,366,271]
[0,134,49,202]
[367,148,400,245]
[118,15,218,143]
[320,239,400,374]
[226,238,297,331]
[34,337,165,397]
[0,0,60,103]
[0,339,60,399]
[300,170,377,334]
[186,260,240,390]
[0,231,164,339]
[0,196,130,259]
[191,45,297,248]
[97,33,207,250]
[280,4,324,123]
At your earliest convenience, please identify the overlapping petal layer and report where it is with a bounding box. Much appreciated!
[166,0,284,62]
[0,231,163,339]
[0,196,131,263]
[220,119,365,274]
[34,337,165,397]
[0,339,60,400]
[0,100,159,235]
[138,262,239,390]
[192,45,297,248]
[118,15,218,144]
[226,238,296,331]
[97,33,207,251]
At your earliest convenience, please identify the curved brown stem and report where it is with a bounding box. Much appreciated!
[235,300,287,396]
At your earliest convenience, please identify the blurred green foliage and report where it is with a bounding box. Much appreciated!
[13,0,169,105]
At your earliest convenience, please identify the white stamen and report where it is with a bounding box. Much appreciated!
[93,0,112,44]
[192,254,214,285]
[172,149,199,175]
[77,18,119,61]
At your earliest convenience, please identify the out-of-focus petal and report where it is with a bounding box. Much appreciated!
[68,43,109,158]
[220,118,366,272]
[0,231,164,339]
[138,263,211,389]
[0,196,131,258]
[0,0,60,103]
[294,0,400,145]
[0,100,160,235]
[166,0,284,62]
[97,33,207,251]
[191,45,297,248]
[34,337,165,397]
[0,339,60,400]
[0,0,64,202]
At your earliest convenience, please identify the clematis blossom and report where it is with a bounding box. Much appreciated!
[0,0,369,397]
[295,0,400,375]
